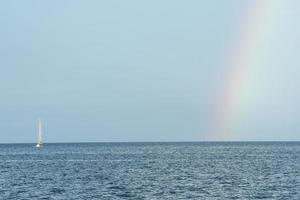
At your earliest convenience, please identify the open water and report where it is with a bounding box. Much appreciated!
[0,142,299,199]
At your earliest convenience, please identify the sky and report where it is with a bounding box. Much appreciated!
[0,0,299,143]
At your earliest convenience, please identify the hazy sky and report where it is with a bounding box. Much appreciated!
[0,0,299,143]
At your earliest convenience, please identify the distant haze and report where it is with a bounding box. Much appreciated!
[0,0,299,143]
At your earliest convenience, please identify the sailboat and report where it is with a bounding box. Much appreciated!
[36,119,43,147]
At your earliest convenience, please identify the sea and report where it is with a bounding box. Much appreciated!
[0,142,299,199]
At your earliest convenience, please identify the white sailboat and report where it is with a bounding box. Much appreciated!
[36,119,43,147]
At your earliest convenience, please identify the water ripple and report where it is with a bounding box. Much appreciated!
[0,142,299,199]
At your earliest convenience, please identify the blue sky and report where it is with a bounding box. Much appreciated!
[0,0,299,142]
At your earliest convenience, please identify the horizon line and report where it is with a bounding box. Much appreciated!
[0,140,300,145]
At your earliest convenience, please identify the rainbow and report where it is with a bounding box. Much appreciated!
[212,0,281,140]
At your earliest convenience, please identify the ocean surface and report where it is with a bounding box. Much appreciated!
[0,142,299,199]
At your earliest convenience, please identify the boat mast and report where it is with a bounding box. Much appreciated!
[38,119,43,144]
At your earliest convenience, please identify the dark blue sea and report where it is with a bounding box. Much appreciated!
[0,142,299,199]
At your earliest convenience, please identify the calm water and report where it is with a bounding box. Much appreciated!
[0,142,299,199]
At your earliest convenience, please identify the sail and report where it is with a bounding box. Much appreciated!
[37,119,43,145]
